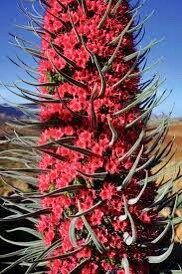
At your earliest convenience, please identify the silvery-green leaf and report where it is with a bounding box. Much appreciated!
[122,196,136,245]
[6,227,42,239]
[118,145,143,190]
[128,171,148,205]
[69,217,79,248]
[148,243,174,264]
[151,222,171,244]
[122,255,130,274]
[69,258,90,274]
[0,234,42,247]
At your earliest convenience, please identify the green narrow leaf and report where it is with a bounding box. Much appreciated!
[122,255,130,274]
[0,208,50,222]
[148,243,174,264]
[68,201,102,218]
[118,129,145,162]
[97,0,112,29]
[77,169,108,180]
[112,52,140,89]
[25,184,84,199]
[108,11,136,45]
[25,240,61,274]
[111,0,123,14]
[151,222,171,244]
[6,227,42,239]
[107,116,118,146]
[78,202,105,253]
[128,171,148,205]
[69,217,79,248]
[69,258,90,274]
[122,195,136,245]
[34,246,84,262]
[0,248,28,259]
[124,38,163,62]
[171,216,182,226]
[128,10,155,34]
[0,254,33,274]
[0,234,42,247]
[118,145,143,190]
[81,39,106,98]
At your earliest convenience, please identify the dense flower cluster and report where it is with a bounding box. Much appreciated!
[37,0,159,273]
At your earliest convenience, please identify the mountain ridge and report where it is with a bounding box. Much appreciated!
[0,103,37,119]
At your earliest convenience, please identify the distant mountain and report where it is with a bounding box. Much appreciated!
[0,105,24,117]
[0,104,37,120]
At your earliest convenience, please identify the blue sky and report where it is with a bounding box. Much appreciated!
[0,0,182,116]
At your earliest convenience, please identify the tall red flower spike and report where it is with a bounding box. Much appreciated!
[0,0,180,274]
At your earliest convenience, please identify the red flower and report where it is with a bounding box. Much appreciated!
[36,0,160,272]
[89,208,104,225]
[44,227,55,246]
[100,183,116,200]
[76,247,91,260]
[101,261,113,271]
[81,263,98,274]
[139,211,153,224]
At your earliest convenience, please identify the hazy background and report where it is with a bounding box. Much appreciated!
[0,0,181,116]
